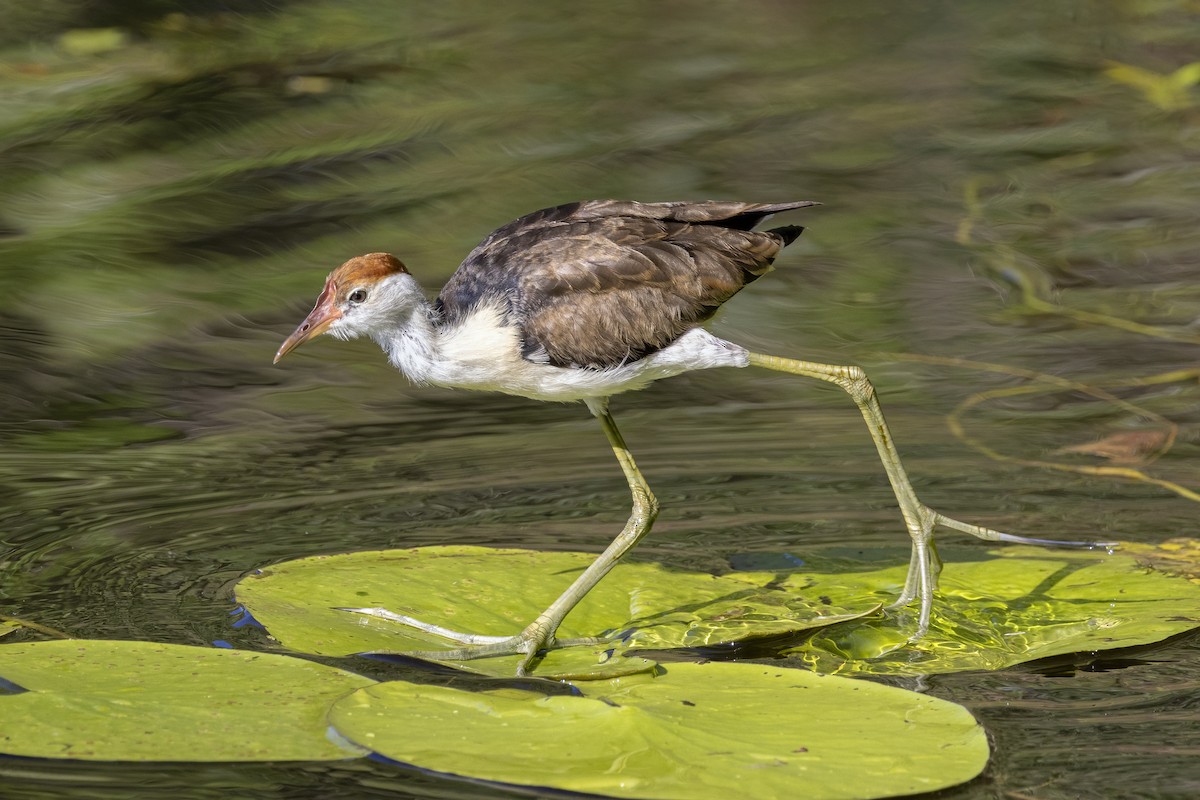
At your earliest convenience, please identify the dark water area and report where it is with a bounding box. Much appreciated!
[2,1,1200,797]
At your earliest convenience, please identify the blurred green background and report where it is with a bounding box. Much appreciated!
[2,1,1199,798]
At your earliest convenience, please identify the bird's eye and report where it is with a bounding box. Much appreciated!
[348,288,368,304]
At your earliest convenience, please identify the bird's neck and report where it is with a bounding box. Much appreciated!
[375,297,529,394]
[372,300,445,384]
[366,274,521,391]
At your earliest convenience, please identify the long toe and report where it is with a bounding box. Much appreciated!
[932,512,1117,549]
[403,628,556,673]
[336,611,564,675]
[336,606,514,645]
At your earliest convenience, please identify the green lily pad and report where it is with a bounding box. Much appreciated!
[0,640,373,761]
[329,661,989,800]
[1123,537,1200,583]
[240,543,1200,678]
[235,546,877,678]
[780,545,1200,675]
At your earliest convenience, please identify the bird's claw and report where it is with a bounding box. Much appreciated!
[336,606,605,676]
[336,606,515,645]
[886,506,1119,641]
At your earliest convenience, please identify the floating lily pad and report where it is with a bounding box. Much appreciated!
[235,546,877,678]
[329,661,989,800]
[1122,537,1200,583]
[0,640,373,761]
[241,543,1200,678]
[780,545,1200,675]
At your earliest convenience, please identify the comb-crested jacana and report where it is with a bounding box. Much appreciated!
[275,199,1103,675]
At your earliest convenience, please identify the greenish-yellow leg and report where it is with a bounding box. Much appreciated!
[344,350,1113,671]
[343,396,656,675]
[746,351,1113,636]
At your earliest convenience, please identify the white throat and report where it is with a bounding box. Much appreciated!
[373,304,442,384]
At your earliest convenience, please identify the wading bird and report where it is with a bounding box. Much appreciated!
[275,199,1097,675]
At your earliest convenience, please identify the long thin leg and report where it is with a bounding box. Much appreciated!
[343,397,657,676]
[510,398,660,665]
[746,352,1114,637]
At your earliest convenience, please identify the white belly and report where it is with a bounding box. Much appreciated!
[422,306,749,402]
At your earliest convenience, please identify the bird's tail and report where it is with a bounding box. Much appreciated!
[767,224,805,246]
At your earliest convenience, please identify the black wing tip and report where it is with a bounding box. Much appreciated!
[768,224,805,246]
[720,201,819,231]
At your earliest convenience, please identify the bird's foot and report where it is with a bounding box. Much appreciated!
[889,507,1120,641]
[933,511,1120,552]
[336,606,606,676]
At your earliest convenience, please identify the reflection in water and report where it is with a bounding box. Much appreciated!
[2,0,1200,797]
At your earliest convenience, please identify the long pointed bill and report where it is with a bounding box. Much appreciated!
[274,284,341,363]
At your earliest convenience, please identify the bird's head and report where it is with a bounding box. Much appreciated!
[274,252,416,363]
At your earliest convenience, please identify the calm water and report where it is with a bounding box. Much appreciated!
[3,1,1200,798]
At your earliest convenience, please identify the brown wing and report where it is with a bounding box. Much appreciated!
[435,200,816,368]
